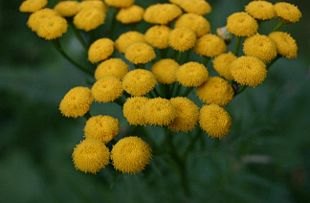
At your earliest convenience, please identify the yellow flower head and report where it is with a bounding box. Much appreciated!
[152,59,179,84]
[274,2,302,23]
[143,98,176,126]
[199,104,231,138]
[245,1,275,20]
[91,76,123,103]
[27,8,59,32]
[176,62,209,87]
[212,53,237,80]
[105,0,134,8]
[226,12,258,37]
[54,1,81,17]
[170,0,211,16]
[36,16,68,40]
[145,25,171,49]
[73,8,106,31]
[116,5,144,24]
[72,139,110,173]
[20,0,47,13]
[84,115,119,143]
[197,77,234,106]
[195,34,227,57]
[115,31,145,53]
[122,69,157,96]
[88,38,114,64]
[95,58,128,80]
[243,34,277,63]
[175,13,211,37]
[169,97,199,132]
[230,56,267,87]
[111,136,151,174]
[125,42,156,64]
[269,32,298,59]
[144,3,182,25]
[79,0,107,12]
[123,97,149,125]
[169,27,196,52]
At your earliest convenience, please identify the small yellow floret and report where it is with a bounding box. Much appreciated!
[152,59,179,84]
[91,76,123,102]
[145,25,171,49]
[115,31,145,53]
[105,0,134,8]
[274,2,302,23]
[88,38,114,63]
[144,3,182,25]
[176,62,209,87]
[269,32,298,59]
[20,0,48,13]
[245,1,275,20]
[125,42,156,64]
[123,97,149,125]
[175,13,211,37]
[36,16,68,40]
[170,0,211,16]
[116,5,144,24]
[195,34,227,57]
[213,53,237,80]
[79,1,107,12]
[169,27,196,52]
[54,1,81,17]
[95,58,128,80]
[27,9,59,32]
[74,8,105,31]
[226,12,258,37]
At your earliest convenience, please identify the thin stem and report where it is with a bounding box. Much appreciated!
[83,112,91,120]
[233,36,241,56]
[272,21,284,32]
[183,128,202,158]
[181,88,193,97]
[70,22,88,50]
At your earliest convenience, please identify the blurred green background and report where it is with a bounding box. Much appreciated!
[1,0,309,202]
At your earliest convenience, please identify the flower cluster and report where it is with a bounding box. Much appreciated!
[20,0,301,174]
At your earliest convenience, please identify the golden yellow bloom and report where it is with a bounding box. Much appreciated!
[144,3,182,25]
[143,98,176,126]
[213,53,237,80]
[115,31,145,53]
[269,32,298,59]
[88,38,114,64]
[116,5,144,24]
[145,25,171,49]
[197,77,234,106]
[19,0,47,13]
[125,42,156,64]
[176,62,209,87]
[105,0,134,8]
[27,9,59,32]
[226,12,258,37]
[54,1,81,17]
[175,13,211,37]
[169,97,199,132]
[170,0,211,16]
[245,1,275,20]
[36,16,68,40]
[199,104,231,138]
[152,59,179,84]
[243,34,277,63]
[79,0,107,12]
[111,136,151,174]
[73,8,105,31]
[59,87,93,118]
[123,97,149,125]
[95,58,128,80]
[169,28,196,52]
[84,115,119,143]
[72,139,110,173]
[230,56,267,87]
[91,76,123,102]
[195,34,227,57]
[274,2,302,23]
[122,69,157,96]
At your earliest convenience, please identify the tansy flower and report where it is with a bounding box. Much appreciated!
[175,13,211,37]
[145,25,171,49]
[169,97,199,132]
[230,56,267,87]
[72,139,110,173]
[226,12,258,37]
[59,87,93,118]
[122,69,157,96]
[169,27,196,52]
[274,2,302,23]
[176,62,209,87]
[105,0,134,8]
[125,42,156,64]
[170,0,211,16]
[116,5,144,24]
[91,76,123,102]
[144,3,182,25]
[197,77,234,106]
[115,31,145,53]
[73,8,106,31]
[245,1,275,20]
[27,9,59,32]
[36,16,68,40]
[123,97,149,125]
[95,58,128,80]
[88,38,114,64]
[19,0,48,13]
[111,136,151,174]
[212,53,237,80]
[195,34,227,57]
[84,115,119,143]
[54,1,81,17]
[79,0,107,12]
[269,32,298,59]
[143,98,176,126]
[152,59,179,84]
[199,104,231,138]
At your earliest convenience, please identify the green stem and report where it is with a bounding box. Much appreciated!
[183,128,202,158]
[83,112,91,120]
[233,36,241,56]
[70,22,88,50]
[272,21,284,32]
[181,88,193,97]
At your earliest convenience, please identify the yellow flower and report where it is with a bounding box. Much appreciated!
[199,104,231,138]
[59,87,93,118]
[91,76,123,103]
[145,25,171,49]
[269,32,297,59]
[230,56,267,87]
[73,8,106,31]
[274,2,302,23]
[226,12,258,37]
[36,16,68,40]
[54,1,81,17]
[144,3,182,25]
[195,34,227,57]
[197,77,234,106]
[105,0,134,8]
[212,53,237,80]
[152,59,179,84]
[122,69,157,96]
[88,38,114,64]
[111,136,151,174]
[72,139,110,173]
[79,0,107,12]
[19,0,47,13]
[115,31,145,53]
[169,27,196,52]
[143,98,176,126]
[170,0,211,16]
[116,5,144,24]
[245,1,275,20]
[125,42,156,64]
[176,62,209,87]
[95,58,128,80]
[175,13,211,37]
[169,97,199,132]
[27,9,59,32]
[243,34,277,63]
[84,115,119,143]
[123,97,149,125]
